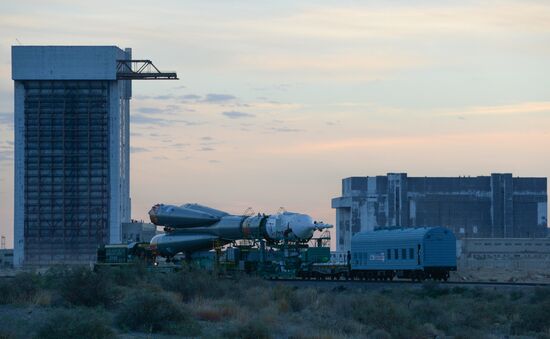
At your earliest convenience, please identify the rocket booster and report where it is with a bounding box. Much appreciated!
[148,203,332,257]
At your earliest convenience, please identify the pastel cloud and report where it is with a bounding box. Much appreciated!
[267,132,550,155]
[222,111,255,119]
[445,101,550,117]
[203,94,236,103]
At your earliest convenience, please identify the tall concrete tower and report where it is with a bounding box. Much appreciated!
[12,46,131,266]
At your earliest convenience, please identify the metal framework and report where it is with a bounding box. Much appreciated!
[24,80,109,264]
[116,60,178,80]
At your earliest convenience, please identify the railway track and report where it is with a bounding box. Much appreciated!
[1,271,548,288]
[267,277,550,288]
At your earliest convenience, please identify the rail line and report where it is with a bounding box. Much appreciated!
[1,272,548,288]
[267,277,550,288]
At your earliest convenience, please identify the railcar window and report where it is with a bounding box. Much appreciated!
[394,249,398,259]
[402,248,406,259]
[387,249,391,260]
[409,248,414,259]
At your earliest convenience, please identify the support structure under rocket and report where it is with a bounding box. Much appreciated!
[148,203,332,257]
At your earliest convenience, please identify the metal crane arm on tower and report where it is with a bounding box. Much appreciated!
[116,60,178,80]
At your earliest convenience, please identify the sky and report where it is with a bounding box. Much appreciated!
[0,0,549,248]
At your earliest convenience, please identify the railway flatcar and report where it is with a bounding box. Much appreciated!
[350,227,456,281]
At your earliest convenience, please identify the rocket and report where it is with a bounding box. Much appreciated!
[148,203,332,258]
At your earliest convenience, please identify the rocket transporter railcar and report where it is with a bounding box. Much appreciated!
[349,227,457,281]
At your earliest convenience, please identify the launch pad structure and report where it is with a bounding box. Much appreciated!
[217,229,332,277]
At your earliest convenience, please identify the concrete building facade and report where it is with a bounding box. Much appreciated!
[12,46,132,266]
[121,221,157,243]
[0,249,14,269]
[332,173,548,252]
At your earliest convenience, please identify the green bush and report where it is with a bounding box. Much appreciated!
[511,300,550,334]
[418,281,450,298]
[116,290,199,334]
[95,264,149,287]
[532,286,550,303]
[350,294,417,337]
[35,308,113,339]
[156,269,238,302]
[509,290,524,301]
[0,272,40,304]
[59,267,119,307]
[223,319,271,339]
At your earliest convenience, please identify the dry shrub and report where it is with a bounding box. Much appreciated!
[272,285,304,313]
[368,329,391,339]
[35,307,113,339]
[195,304,236,322]
[33,290,53,307]
[196,308,225,322]
[288,330,353,339]
[349,293,419,337]
[241,285,273,310]
[116,289,199,335]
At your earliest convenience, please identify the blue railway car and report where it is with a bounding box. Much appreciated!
[350,227,457,281]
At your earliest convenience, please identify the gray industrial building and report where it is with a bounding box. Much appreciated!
[121,220,158,243]
[11,46,176,267]
[332,173,548,252]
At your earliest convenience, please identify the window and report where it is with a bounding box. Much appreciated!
[409,248,414,259]
[394,249,399,259]
[402,249,407,259]
[387,249,391,260]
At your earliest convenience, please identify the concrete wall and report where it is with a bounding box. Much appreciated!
[459,238,550,270]
[332,173,548,252]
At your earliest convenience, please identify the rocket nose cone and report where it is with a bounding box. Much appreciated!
[287,213,315,240]
[149,204,162,224]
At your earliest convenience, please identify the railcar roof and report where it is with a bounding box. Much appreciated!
[352,227,453,243]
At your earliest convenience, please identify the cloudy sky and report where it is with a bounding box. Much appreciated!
[1,0,549,247]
